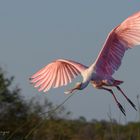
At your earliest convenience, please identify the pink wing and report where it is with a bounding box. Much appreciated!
[94,11,140,76]
[30,59,87,92]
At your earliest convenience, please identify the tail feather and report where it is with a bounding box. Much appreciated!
[113,80,123,86]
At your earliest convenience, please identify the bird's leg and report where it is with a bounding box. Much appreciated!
[116,86,137,111]
[100,87,126,116]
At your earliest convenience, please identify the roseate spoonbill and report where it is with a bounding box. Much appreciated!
[30,11,140,115]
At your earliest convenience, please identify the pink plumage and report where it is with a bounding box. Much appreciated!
[30,11,140,115]
[31,59,87,92]
[94,11,140,76]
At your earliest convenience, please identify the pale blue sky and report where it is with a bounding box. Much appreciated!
[0,0,140,122]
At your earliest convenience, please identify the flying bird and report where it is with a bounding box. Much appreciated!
[30,11,140,115]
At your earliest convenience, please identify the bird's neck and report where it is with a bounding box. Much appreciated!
[89,62,96,70]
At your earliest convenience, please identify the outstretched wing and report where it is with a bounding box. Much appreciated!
[94,11,140,76]
[30,59,87,92]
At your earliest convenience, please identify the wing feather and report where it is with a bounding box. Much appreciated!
[31,63,52,79]
[34,68,52,88]
[69,64,80,75]
[31,65,52,84]
[62,64,71,84]
[38,69,54,91]
[61,66,67,86]
[66,64,75,79]
[54,65,61,88]
[43,65,57,92]
[30,59,87,92]
[93,11,140,76]
[64,64,73,82]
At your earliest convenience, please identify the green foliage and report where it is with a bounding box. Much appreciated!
[0,68,140,140]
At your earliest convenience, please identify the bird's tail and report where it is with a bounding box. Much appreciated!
[113,80,123,86]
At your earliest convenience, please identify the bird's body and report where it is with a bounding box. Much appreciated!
[30,11,140,115]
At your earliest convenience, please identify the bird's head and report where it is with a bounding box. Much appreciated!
[75,82,82,90]
[64,82,82,94]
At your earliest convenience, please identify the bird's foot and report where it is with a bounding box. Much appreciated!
[116,86,137,111]
[127,98,137,111]
[117,102,126,116]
